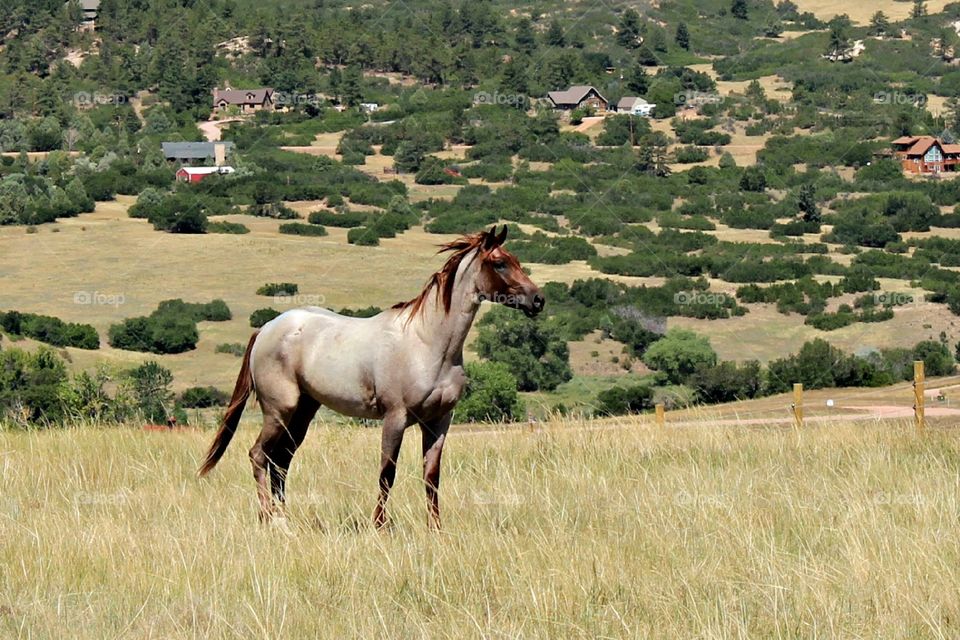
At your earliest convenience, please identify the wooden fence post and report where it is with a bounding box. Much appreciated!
[655,403,665,428]
[792,383,803,429]
[914,360,925,433]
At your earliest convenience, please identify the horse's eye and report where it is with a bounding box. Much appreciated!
[492,261,506,272]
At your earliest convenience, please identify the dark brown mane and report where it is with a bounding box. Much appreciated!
[391,232,488,319]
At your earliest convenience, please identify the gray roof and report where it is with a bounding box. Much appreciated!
[162,141,234,160]
[616,96,652,110]
[213,88,274,107]
[80,0,100,11]
[547,85,606,107]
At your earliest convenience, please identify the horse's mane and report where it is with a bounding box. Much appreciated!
[391,232,487,319]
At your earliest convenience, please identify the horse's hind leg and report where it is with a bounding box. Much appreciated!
[267,396,320,512]
[250,391,299,523]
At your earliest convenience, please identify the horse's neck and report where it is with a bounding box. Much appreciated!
[413,254,481,367]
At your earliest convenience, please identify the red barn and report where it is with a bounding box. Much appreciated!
[175,166,235,183]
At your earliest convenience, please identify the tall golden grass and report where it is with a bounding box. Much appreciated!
[1,416,959,638]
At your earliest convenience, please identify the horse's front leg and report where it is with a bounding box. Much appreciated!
[421,413,452,530]
[373,410,409,529]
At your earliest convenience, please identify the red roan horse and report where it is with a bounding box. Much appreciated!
[199,226,544,528]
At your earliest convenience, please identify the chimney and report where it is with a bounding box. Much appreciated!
[214,142,226,167]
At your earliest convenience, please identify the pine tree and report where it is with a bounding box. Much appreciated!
[515,17,536,54]
[675,22,690,50]
[545,20,565,47]
[731,0,749,20]
[626,62,649,95]
[617,9,642,48]
[870,11,890,36]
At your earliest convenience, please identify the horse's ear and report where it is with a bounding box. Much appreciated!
[482,226,499,250]
[496,225,508,246]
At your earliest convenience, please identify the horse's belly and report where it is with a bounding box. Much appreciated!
[299,350,383,419]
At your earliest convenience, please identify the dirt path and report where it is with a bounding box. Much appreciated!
[198,118,245,142]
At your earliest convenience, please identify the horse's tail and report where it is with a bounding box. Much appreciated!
[198,330,259,477]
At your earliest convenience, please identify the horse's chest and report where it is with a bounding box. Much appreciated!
[416,366,466,417]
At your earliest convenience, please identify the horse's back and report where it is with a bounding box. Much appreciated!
[252,306,394,418]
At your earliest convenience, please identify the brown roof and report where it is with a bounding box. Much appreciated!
[547,85,606,107]
[891,135,919,145]
[905,136,938,156]
[213,87,273,107]
[943,144,960,154]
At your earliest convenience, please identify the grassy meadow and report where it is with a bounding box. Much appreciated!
[5,198,960,398]
[2,417,960,638]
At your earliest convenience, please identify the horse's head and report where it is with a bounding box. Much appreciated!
[475,226,545,317]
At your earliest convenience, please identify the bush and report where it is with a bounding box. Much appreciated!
[690,361,763,403]
[347,226,380,246]
[178,386,230,408]
[337,306,382,317]
[913,340,954,377]
[279,222,328,236]
[215,342,245,356]
[642,328,718,384]
[308,210,368,228]
[207,221,249,234]
[257,283,299,297]
[456,361,526,422]
[674,146,709,163]
[0,310,99,350]
[474,307,572,391]
[109,314,198,354]
[107,299,229,354]
[250,308,281,328]
[595,384,654,416]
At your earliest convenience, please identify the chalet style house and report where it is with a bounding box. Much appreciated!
[616,96,655,117]
[547,85,608,112]
[891,135,960,175]
[212,87,275,114]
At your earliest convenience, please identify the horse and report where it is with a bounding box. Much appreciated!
[198,226,544,529]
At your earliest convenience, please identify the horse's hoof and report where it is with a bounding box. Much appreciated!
[270,516,295,537]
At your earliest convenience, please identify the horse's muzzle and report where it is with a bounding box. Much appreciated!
[522,292,545,318]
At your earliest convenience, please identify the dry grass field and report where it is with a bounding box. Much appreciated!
[2,417,959,638]
[791,0,954,24]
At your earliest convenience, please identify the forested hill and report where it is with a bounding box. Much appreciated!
[0,0,842,116]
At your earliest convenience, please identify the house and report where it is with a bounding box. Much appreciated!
[546,85,608,112]
[79,0,99,24]
[360,102,380,113]
[616,96,656,117]
[176,166,235,183]
[162,141,234,166]
[891,136,960,174]
[212,87,274,114]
